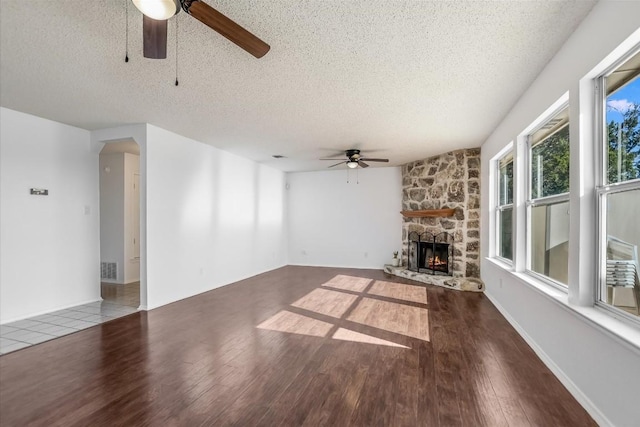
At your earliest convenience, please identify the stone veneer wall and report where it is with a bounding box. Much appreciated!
[402,148,481,278]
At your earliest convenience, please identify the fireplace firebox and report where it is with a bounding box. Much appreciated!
[407,231,453,275]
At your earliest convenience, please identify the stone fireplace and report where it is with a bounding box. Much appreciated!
[384,148,484,292]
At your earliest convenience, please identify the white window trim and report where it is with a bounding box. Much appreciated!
[495,148,514,265]
[594,54,640,325]
[524,102,571,290]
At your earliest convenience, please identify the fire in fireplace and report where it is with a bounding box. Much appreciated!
[408,231,453,275]
[420,242,449,273]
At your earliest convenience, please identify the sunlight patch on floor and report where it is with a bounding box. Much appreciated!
[367,280,427,304]
[256,275,430,346]
[256,310,333,337]
[332,328,409,348]
[347,298,429,341]
[321,275,371,292]
[291,288,358,318]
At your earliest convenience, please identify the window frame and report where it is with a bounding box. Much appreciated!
[525,104,571,290]
[595,46,640,325]
[495,151,514,264]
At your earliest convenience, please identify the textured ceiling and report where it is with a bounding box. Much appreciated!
[0,0,596,171]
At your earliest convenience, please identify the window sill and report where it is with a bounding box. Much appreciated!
[491,256,513,270]
[485,257,640,354]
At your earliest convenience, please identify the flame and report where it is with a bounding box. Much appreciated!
[428,256,447,268]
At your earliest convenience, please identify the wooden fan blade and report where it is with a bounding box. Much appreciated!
[360,158,389,162]
[184,0,270,58]
[359,161,370,168]
[327,161,345,168]
[143,15,168,59]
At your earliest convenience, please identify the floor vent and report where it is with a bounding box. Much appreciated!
[101,262,117,280]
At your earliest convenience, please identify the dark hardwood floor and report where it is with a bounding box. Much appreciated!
[101,280,141,308]
[0,266,595,426]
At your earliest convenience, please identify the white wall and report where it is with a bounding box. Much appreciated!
[123,152,140,284]
[99,152,125,283]
[287,167,402,268]
[144,125,288,309]
[0,107,100,323]
[1,114,287,318]
[480,2,640,426]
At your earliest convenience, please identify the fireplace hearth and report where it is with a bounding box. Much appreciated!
[408,231,453,276]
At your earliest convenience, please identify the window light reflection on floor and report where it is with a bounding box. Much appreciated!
[332,328,409,349]
[367,280,428,304]
[256,275,431,347]
[321,274,372,292]
[291,288,358,318]
[256,310,332,338]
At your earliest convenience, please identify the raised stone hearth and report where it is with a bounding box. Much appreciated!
[384,265,484,292]
[395,148,484,292]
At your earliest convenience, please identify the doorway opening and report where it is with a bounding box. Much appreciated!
[99,140,141,308]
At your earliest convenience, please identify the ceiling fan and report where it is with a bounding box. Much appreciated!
[131,0,270,59]
[320,149,390,169]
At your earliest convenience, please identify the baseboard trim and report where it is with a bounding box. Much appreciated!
[484,291,611,427]
[288,262,386,270]
[146,264,287,311]
[0,298,102,325]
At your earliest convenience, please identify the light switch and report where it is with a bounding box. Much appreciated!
[30,188,48,195]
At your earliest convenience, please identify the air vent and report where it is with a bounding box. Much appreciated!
[101,262,117,280]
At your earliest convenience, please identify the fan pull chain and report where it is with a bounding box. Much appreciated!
[356,167,359,184]
[124,0,129,62]
[175,16,179,86]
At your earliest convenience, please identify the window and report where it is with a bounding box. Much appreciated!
[496,152,513,261]
[486,32,640,336]
[597,47,640,319]
[526,106,570,286]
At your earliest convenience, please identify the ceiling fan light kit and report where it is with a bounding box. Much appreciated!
[132,0,180,20]
[320,149,390,170]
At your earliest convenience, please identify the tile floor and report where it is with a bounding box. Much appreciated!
[0,298,138,355]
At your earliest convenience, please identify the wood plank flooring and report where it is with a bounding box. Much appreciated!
[101,280,141,308]
[0,266,595,426]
